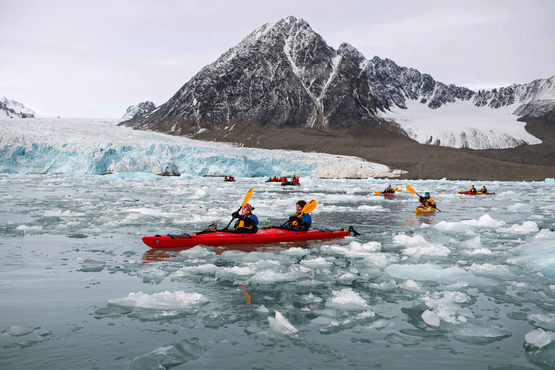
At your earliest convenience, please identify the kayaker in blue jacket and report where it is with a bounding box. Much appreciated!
[232,203,258,233]
[480,186,487,193]
[469,185,477,193]
[282,200,312,231]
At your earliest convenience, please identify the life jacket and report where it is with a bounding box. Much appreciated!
[235,214,258,231]
[470,188,477,193]
[288,212,312,230]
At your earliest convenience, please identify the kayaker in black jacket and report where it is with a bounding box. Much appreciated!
[480,186,487,193]
[419,192,436,208]
[232,203,258,233]
[282,200,312,231]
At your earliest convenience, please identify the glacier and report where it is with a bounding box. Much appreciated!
[0,117,405,178]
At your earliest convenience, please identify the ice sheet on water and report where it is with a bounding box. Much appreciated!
[128,338,205,370]
[467,263,515,279]
[1,326,36,337]
[108,291,209,309]
[452,326,512,344]
[384,263,497,286]
[433,214,506,232]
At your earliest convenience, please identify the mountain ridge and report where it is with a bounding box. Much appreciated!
[116,16,555,180]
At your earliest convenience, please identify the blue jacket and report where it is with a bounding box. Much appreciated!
[283,212,312,231]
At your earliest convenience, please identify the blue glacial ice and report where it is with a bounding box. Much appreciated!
[0,117,404,178]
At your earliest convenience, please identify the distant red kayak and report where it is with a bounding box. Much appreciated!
[142,227,357,249]
[458,191,495,195]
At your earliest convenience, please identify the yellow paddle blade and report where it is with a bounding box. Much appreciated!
[301,199,317,214]
[394,188,402,192]
[406,185,417,195]
[241,188,254,207]
[374,191,381,196]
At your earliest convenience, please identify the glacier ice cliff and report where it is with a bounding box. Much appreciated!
[0,118,404,178]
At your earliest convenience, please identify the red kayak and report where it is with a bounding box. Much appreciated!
[458,191,495,195]
[142,227,358,249]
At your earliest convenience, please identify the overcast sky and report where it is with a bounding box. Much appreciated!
[1,0,554,118]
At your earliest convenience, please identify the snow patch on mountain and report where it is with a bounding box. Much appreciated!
[381,99,542,149]
[0,97,35,118]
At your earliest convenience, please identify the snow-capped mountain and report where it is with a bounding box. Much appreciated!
[120,16,382,135]
[121,101,156,121]
[120,16,555,150]
[0,97,35,118]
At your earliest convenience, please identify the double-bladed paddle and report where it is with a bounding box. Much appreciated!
[406,185,442,212]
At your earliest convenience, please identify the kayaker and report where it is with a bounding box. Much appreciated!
[469,185,477,193]
[419,192,436,208]
[232,203,258,233]
[480,186,487,193]
[383,185,395,193]
[282,200,312,231]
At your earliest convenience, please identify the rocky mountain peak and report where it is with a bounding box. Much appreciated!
[120,16,382,136]
[0,97,36,118]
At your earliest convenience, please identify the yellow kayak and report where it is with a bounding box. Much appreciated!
[415,205,435,214]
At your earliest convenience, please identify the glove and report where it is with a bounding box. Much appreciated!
[419,197,425,202]
[288,215,298,222]
[232,211,240,219]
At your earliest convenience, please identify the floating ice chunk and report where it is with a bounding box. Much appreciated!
[422,310,440,327]
[508,203,529,212]
[434,221,474,232]
[2,326,35,337]
[403,244,451,257]
[171,264,219,277]
[385,263,475,284]
[44,209,85,217]
[421,291,472,325]
[178,246,214,258]
[249,270,299,284]
[357,205,388,212]
[325,288,369,311]
[466,248,493,255]
[393,234,428,246]
[282,247,311,256]
[372,319,391,329]
[255,305,269,314]
[268,311,298,335]
[399,279,421,292]
[525,328,555,349]
[453,326,512,344]
[321,240,382,257]
[497,221,539,234]
[79,259,105,272]
[434,214,506,232]
[128,338,205,370]
[337,272,357,284]
[16,225,43,231]
[362,253,397,268]
[468,263,514,278]
[108,291,209,309]
[299,257,332,267]
[535,228,555,239]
